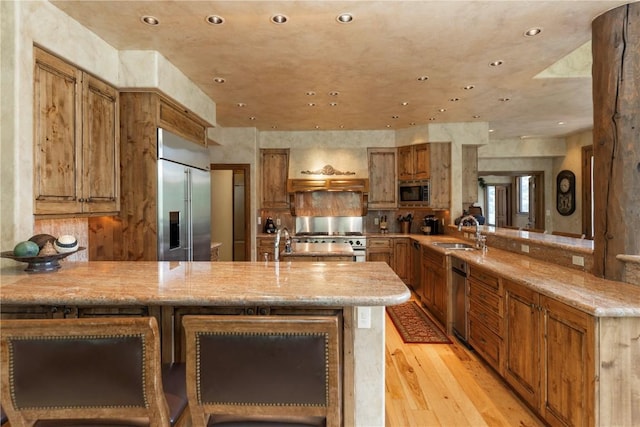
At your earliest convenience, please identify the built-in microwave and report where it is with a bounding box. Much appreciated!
[398,180,430,206]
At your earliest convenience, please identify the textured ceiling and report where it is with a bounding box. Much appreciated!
[51,0,631,139]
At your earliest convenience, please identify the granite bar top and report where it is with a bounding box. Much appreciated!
[283,242,354,257]
[0,261,410,308]
[410,235,640,317]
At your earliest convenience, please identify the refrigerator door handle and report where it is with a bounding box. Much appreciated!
[185,168,193,261]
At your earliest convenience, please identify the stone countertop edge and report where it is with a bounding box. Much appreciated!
[410,235,640,317]
[0,261,411,308]
[282,242,354,257]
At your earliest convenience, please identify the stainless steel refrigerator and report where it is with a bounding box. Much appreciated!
[157,128,211,261]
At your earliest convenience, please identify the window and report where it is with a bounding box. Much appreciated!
[517,175,531,214]
[486,185,496,226]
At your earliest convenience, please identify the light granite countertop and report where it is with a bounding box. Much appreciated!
[409,234,640,317]
[0,261,410,308]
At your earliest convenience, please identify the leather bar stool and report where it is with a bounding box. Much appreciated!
[182,315,341,427]
[0,317,188,427]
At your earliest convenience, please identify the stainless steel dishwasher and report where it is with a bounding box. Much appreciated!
[451,257,469,344]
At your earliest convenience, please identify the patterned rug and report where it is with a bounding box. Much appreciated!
[387,301,452,344]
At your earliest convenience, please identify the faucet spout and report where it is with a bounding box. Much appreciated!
[458,214,482,246]
[274,227,291,262]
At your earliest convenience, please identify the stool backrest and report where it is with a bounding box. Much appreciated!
[182,315,341,427]
[0,317,171,426]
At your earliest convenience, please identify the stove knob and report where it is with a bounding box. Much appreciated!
[355,240,361,246]
[349,240,354,245]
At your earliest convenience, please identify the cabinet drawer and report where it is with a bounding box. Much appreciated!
[368,238,392,248]
[469,298,503,335]
[469,266,500,292]
[469,317,503,372]
[469,279,503,317]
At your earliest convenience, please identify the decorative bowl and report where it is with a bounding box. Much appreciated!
[1,247,86,273]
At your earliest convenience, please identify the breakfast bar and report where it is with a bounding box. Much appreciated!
[0,260,410,426]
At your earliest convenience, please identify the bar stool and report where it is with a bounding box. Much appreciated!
[182,315,341,427]
[0,317,188,427]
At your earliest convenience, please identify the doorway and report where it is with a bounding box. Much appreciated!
[480,171,544,231]
[210,164,251,261]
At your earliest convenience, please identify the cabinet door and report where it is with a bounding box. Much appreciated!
[34,47,83,215]
[366,249,392,265]
[397,146,414,181]
[261,149,290,208]
[82,74,119,213]
[367,148,397,209]
[429,142,451,209]
[392,238,411,283]
[540,296,594,427]
[413,144,430,179]
[504,280,540,409]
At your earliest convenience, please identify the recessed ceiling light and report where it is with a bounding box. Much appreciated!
[386,124,392,128]
[499,97,511,102]
[473,115,480,119]
[417,76,429,81]
[391,115,399,119]
[141,16,159,26]
[336,13,353,23]
[308,103,316,107]
[490,60,504,67]
[213,77,225,83]
[206,15,224,25]
[271,14,288,24]
[236,102,246,107]
[438,108,446,112]
[464,85,475,90]
[329,102,338,107]
[524,27,542,37]
[339,125,345,129]
[449,97,460,102]
[401,102,409,106]
[328,91,340,96]
[315,125,320,129]
[489,129,495,133]
[306,91,316,96]
[558,121,565,125]
[271,125,278,129]
[410,122,416,126]
[429,117,436,121]
[249,116,256,120]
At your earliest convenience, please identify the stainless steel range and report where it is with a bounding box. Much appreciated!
[292,216,367,262]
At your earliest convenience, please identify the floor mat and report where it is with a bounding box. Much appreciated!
[386,301,452,344]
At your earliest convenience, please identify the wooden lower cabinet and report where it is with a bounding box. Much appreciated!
[257,236,276,261]
[504,279,595,427]
[392,238,411,284]
[283,255,353,262]
[420,246,446,326]
[468,265,504,373]
[367,237,393,265]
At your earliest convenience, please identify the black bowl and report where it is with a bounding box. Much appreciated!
[1,247,86,273]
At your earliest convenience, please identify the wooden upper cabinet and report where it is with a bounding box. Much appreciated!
[367,148,397,209]
[34,47,119,216]
[158,98,207,146]
[82,74,119,213]
[261,149,290,209]
[397,143,430,181]
[429,142,451,209]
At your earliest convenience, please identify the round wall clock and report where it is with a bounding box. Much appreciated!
[556,170,576,216]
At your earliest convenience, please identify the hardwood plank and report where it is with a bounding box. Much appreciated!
[385,301,544,426]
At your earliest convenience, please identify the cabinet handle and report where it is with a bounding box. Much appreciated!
[78,198,84,202]
[246,307,255,315]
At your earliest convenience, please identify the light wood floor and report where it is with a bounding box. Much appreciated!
[385,300,545,427]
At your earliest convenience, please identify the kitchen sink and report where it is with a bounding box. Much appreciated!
[432,242,476,250]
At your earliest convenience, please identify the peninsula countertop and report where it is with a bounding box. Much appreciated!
[0,261,410,307]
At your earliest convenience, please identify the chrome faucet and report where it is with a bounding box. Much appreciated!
[274,227,292,262]
[458,214,483,248]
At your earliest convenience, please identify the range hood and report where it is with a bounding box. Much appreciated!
[287,178,369,193]
[287,179,369,217]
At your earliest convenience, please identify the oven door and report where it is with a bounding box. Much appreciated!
[353,248,366,262]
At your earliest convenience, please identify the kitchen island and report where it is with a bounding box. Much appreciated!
[0,260,410,427]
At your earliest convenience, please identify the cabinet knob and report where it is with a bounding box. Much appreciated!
[259,307,268,315]
[246,307,255,315]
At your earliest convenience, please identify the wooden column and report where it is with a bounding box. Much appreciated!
[592,2,640,280]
